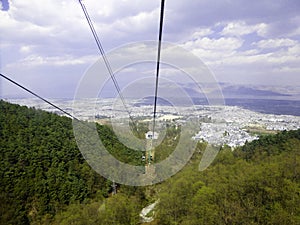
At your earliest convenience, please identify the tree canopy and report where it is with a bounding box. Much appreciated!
[0,100,299,224]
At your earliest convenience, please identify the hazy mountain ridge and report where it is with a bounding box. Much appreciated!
[2,82,299,101]
[182,82,298,99]
[221,85,291,98]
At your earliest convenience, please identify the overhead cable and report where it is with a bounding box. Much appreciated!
[0,73,79,120]
[78,0,137,130]
[151,0,166,141]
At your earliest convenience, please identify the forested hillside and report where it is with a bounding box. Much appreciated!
[0,100,299,224]
[156,129,300,224]
[0,100,146,224]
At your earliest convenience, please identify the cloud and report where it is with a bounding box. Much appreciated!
[220,21,268,37]
[181,36,244,65]
[108,8,160,40]
[254,38,298,49]
[189,28,214,40]
[1,0,300,98]
[7,54,99,68]
[19,45,33,54]
[196,37,243,51]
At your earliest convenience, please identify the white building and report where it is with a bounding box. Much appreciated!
[145,131,159,140]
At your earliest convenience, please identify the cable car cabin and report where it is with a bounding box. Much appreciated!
[145,131,159,140]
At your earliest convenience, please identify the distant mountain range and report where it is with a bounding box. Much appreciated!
[130,83,300,116]
[220,84,291,98]
[177,82,298,100]
[2,79,299,101]
[133,96,173,107]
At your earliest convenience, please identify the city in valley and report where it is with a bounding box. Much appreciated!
[7,98,300,149]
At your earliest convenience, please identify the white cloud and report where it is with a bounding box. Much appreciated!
[275,66,300,74]
[110,8,159,35]
[0,1,86,47]
[209,44,300,67]
[254,38,298,49]
[190,28,213,39]
[19,45,33,54]
[184,37,243,51]
[221,21,268,37]
[1,0,300,94]
[287,44,300,56]
[179,26,300,86]
[7,54,98,68]
[181,36,244,64]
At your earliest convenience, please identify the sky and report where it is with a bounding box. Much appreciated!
[0,0,300,98]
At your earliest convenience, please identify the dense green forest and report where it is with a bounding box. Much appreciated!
[0,100,299,224]
[0,100,146,224]
[156,129,300,225]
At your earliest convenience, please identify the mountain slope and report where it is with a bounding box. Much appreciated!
[155,130,300,224]
[1,100,299,225]
[0,100,110,224]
